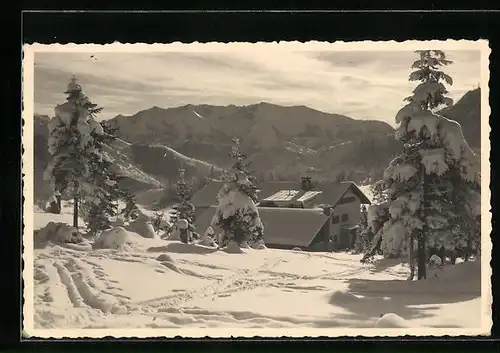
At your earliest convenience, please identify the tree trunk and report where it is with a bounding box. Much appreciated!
[418,168,427,280]
[73,197,79,229]
[417,232,426,279]
[408,234,415,281]
[56,195,62,214]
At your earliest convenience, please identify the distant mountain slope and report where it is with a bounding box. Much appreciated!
[128,143,223,183]
[109,102,401,182]
[34,88,480,204]
[33,115,162,203]
[33,114,224,204]
[34,114,53,203]
[439,88,481,149]
[110,102,394,150]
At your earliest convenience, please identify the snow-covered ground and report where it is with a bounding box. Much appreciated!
[26,209,488,337]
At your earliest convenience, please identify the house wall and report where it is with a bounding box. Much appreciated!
[308,222,335,252]
[266,243,301,250]
[309,221,330,247]
[329,189,362,244]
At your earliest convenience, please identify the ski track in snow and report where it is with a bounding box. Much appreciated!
[32,244,369,328]
[32,236,481,330]
[135,257,286,311]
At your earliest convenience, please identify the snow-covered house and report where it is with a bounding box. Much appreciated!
[191,178,371,251]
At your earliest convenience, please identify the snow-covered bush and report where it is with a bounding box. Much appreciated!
[92,226,140,250]
[123,211,157,239]
[374,313,412,328]
[34,222,83,249]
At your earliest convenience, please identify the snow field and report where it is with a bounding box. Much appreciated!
[31,209,482,332]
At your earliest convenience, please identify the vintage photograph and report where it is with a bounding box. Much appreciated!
[22,41,491,337]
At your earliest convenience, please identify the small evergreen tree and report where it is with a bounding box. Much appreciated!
[354,205,372,254]
[364,50,480,279]
[83,154,119,236]
[336,170,346,183]
[208,165,216,180]
[82,114,134,236]
[361,201,390,263]
[44,77,105,230]
[122,192,139,222]
[229,137,249,174]
[170,168,196,242]
[211,138,264,248]
[151,207,165,233]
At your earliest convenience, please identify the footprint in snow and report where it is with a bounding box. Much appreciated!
[107,286,124,292]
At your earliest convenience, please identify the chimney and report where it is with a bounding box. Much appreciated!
[301,176,313,191]
[321,206,332,216]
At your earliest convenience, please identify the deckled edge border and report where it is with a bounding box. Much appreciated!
[21,39,493,339]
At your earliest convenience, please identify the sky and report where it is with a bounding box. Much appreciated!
[33,45,481,127]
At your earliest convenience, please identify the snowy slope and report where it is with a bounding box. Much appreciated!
[34,115,162,203]
[28,210,486,337]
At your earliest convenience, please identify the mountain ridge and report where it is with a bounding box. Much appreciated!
[33,88,481,204]
[107,101,400,182]
[33,114,221,205]
[438,87,481,150]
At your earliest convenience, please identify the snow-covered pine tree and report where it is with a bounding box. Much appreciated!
[44,76,105,230]
[365,50,480,279]
[86,117,138,233]
[228,137,258,186]
[83,154,118,236]
[151,207,165,233]
[211,138,264,249]
[354,205,372,254]
[208,165,216,181]
[170,168,196,242]
[361,200,390,263]
[122,192,139,222]
[83,120,129,236]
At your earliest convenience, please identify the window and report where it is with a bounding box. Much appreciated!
[332,215,340,224]
[338,196,356,205]
[341,214,349,222]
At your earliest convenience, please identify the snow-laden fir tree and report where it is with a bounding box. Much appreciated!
[122,192,139,222]
[354,205,373,254]
[83,152,120,236]
[99,121,139,221]
[210,138,264,249]
[365,50,480,279]
[83,121,131,236]
[151,207,165,233]
[169,168,196,243]
[208,165,216,181]
[44,76,105,229]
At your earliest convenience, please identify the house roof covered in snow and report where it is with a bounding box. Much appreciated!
[195,206,330,248]
[191,180,371,208]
